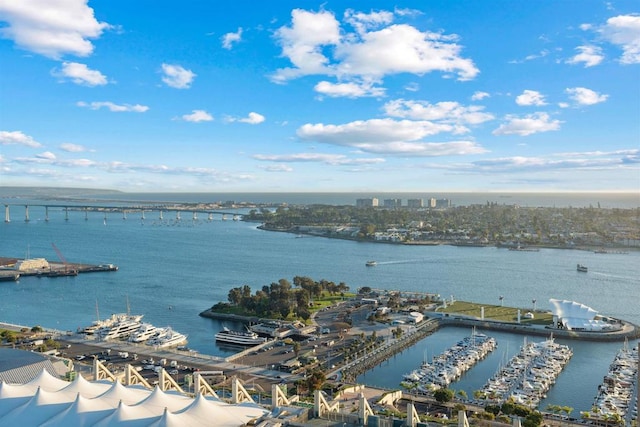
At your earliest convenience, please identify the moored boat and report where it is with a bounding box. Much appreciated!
[215,327,267,345]
[147,327,187,348]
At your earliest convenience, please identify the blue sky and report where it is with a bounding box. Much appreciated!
[0,1,638,193]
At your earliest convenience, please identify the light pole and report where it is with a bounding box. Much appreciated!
[532,299,537,311]
[499,296,504,307]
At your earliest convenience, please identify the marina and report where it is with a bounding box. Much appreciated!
[401,329,497,391]
[477,336,573,408]
[587,341,639,424]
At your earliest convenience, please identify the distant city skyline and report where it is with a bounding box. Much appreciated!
[0,1,638,193]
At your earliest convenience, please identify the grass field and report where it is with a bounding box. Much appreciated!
[437,300,553,325]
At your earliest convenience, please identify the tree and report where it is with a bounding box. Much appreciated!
[292,341,301,357]
[433,388,454,403]
[457,390,468,400]
[306,369,326,392]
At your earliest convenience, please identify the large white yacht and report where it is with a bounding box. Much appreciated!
[146,327,187,348]
[128,323,161,343]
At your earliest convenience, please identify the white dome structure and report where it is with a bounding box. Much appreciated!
[0,367,269,426]
[548,299,615,331]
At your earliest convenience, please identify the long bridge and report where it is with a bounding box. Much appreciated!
[2,204,244,223]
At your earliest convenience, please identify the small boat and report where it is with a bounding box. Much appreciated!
[215,327,266,345]
[365,260,377,267]
[577,264,588,272]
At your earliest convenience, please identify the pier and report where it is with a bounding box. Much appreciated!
[0,257,118,279]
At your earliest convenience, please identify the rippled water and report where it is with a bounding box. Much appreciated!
[0,204,638,413]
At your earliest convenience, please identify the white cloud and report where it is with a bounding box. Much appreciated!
[161,63,196,89]
[558,102,570,108]
[258,164,294,172]
[54,62,108,86]
[180,110,213,122]
[60,143,87,152]
[515,90,547,106]
[0,0,109,59]
[383,99,494,127]
[565,87,609,105]
[36,151,56,160]
[297,118,487,156]
[221,27,243,49]
[600,14,640,64]
[271,9,341,82]
[271,8,478,87]
[226,112,265,124]
[314,80,385,98]
[471,91,490,101]
[493,112,562,136]
[254,152,385,165]
[77,101,149,112]
[0,130,42,147]
[344,9,394,34]
[566,45,604,67]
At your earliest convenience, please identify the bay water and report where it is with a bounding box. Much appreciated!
[0,202,638,414]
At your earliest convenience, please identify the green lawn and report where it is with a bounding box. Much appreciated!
[437,300,553,324]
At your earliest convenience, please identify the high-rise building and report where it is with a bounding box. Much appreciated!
[383,199,402,208]
[356,198,379,207]
[407,199,423,208]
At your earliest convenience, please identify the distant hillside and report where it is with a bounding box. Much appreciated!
[0,187,123,199]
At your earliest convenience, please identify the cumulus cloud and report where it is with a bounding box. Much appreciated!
[53,62,108,86]
[565,87,609,105]
[254,152,385,165]
[314,80,385,98]
[0,0,110,59]
[36,151,56,160]
[493,113,562,136]
[271,8,478,94]
[226,112,265,124]
[180,110,213,122]
[471,91,490,101]
[383,99,494,127]
[515,90,547,106]
[0,130,42,147]
[566,45,604,67]
[221,27,243,49]
[161,63,196,89]
[60,143,87,152]
[77,101,149,112]
[297,118,487,156]
[599,14,640,64]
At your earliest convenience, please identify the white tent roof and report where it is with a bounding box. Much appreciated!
[0,374,269,427]
[24,368,69,393]
[41,393,114,427]
[549,299,611,331]
[59,374,112,399]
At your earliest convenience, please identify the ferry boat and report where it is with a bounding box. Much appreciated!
[147,327,187,348]
[577,264,588,272]
[365,260,377,267]
[215,327,267,345]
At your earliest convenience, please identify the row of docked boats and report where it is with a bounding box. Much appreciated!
[80,314,187,348]
[586,341,638,422]
[477,336,573,407]
[401,330,497,392]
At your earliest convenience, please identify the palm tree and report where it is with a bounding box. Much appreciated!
[499,296,504,306]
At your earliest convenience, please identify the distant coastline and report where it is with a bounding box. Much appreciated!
[1,187,638,209]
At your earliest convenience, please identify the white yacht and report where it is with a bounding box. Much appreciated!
[147,327,187,348]
[99,314,144,340]
[128,323,161,343]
